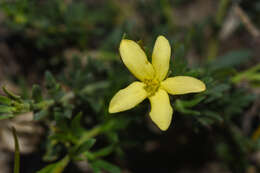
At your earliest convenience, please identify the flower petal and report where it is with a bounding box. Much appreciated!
[152,35,171,81]
[149,89,173,131]
[161,76,206,95]
[109,82,147,113]
[119,39,155,81]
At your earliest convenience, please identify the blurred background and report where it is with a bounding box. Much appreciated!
[0,0,260,173]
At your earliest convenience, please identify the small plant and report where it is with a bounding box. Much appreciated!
[0,0,259,173]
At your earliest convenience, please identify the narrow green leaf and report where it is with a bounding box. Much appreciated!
[37,155,70,173]
[122,33,126,40]
[198,117,214,126]
[70,112,85,138]
[0,95,12,105]
[203,110,223,122]
[232,64,260,83]
[71,112,82,130]
[92,160,120,173]
[12,127,20,173]
[2,86,21,101]
[175,100,201,116]
[84,151,96,161]
[75,139,96,155]
[81,81,109,94]
[43,140,59,162]
[175,96,205,108]
[92,145,114,158]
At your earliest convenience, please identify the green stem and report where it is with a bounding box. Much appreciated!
[12,127,20,173]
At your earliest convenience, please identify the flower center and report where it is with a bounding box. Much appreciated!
[143,79,160,97]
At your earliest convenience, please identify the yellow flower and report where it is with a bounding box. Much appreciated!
[109,35,206,131]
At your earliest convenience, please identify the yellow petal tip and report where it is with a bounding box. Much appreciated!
[201,82,206,91]
[119,39,155,81]
[154,110,172,131]
[158,124,170,131]
[119,39,130,51]
[108,102,118,113]
[149,89,173,131]
[157,35,167,40]
[108,106,116,114]
[195,80,206,92]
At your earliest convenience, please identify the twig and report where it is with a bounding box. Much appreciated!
[234,4,260,38]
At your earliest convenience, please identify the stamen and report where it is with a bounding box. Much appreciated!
[143,79,160,97]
